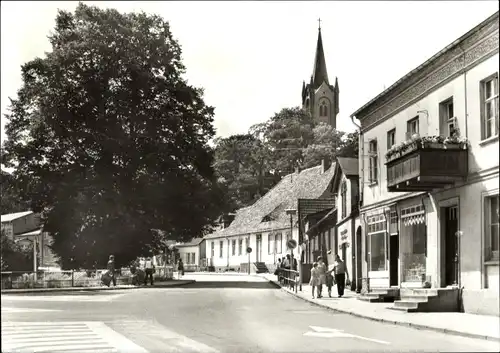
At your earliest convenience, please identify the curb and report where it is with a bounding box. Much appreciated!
[266,277,499,342]
[1,280,196,295]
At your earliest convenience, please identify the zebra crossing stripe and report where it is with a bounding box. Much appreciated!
[2,307,61,313]
[1,321,148,353]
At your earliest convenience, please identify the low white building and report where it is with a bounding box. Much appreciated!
[204,162,337,273]
[175,238,204,272]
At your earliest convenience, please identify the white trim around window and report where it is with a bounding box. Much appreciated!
[481,189,499,289]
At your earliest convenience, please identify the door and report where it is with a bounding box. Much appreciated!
[256,234,262,262]
[356,226,363,292]
[445,206,459,286]
[389,235,399,286]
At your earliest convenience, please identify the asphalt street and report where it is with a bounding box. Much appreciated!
[2,273,499,353]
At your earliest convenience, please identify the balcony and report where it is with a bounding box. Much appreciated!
[385,136,468,192]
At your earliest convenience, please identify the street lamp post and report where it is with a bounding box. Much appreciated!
[285,208,297,290]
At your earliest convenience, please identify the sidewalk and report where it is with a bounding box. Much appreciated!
[1,279,195,294]
[261,273,500,342]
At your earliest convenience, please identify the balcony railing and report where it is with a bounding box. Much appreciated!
[386,139,468,192]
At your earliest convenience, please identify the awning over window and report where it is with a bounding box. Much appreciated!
[401,204,425,227]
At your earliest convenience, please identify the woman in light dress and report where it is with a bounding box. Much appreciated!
[316,256,327,298]
[309,262,320,299]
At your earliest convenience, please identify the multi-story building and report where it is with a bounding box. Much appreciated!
[351,12,498,315]
[303,157,361,291]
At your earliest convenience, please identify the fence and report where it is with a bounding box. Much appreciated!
[276,268,300,293]
[1,266,175,290]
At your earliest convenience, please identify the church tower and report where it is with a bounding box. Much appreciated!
[301,21,339,128]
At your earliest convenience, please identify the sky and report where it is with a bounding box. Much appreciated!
[1,1,499,144]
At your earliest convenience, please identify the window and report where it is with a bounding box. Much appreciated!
[387,129,396,150]
[238,239,243,255]
[219,241,224,258]
[211,242,215,257]
[286,231,292,241]
[275,232,282,254]
[268,234,274,254]
[440,98,457,137]
[341,181,347,219]
[485,195,499,261]
[406,117,419,140]
[481,74,499,140]
[389,208,399,235]
[368,140,378,184]
[367,214,387,271]
[186,253,191,264]
[192,252,196,264]
[319,101,329,117]
[232,239,236,256]
[245,237,249,252]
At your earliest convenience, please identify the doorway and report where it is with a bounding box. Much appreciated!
[256,234,262,262]
[355,226,363,292]
[389,235,399,286]
[444,206,459,286]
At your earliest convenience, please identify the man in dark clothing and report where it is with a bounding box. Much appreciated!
[144,257,155,286]
[107,255,117,287]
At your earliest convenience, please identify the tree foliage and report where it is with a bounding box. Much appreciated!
[1,170,30,214]
[213,134,277,209]
[1,230,34,272]
[2,4,227,268]
[213,107,359,210]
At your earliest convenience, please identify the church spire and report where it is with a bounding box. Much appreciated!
[311,19,329,89]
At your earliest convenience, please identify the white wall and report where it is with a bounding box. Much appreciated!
[361,54,499,209]
[208,227,300,269]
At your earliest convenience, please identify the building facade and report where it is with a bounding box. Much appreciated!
[176,238,204,272]
[301,24,339,128]
[351,12,499,315]
[304,157,361,291]
[205,163,336,273]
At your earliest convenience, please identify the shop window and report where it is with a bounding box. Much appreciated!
[367,214,387,271]
[401,205,426,282]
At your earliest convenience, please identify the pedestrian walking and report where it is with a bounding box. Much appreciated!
[316,256,326,298]
[144,257,155,286]
[333,254,349,297]
[283,254,292,287]
[107,255,116,287]
[177,258,184,279]
[326,253,335,298]
[309,262,320,299]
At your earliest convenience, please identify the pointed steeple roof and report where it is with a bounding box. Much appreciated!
[311,27,329,89]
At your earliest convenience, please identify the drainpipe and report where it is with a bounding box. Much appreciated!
[350,115,363,208]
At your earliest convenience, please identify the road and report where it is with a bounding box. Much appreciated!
[2,273,499,352]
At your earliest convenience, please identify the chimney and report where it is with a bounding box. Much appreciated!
[321,159,325,174]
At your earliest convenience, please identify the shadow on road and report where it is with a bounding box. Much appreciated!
[184,281,279,289]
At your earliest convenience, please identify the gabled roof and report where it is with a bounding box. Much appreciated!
[176,238,204,247]
[337,157,359,177]
[1,211,33,223]
[205,164,336,239]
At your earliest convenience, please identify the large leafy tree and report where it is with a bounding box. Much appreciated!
[213,134,276,209]
[2,4,226,268]
[252,107,316,176]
